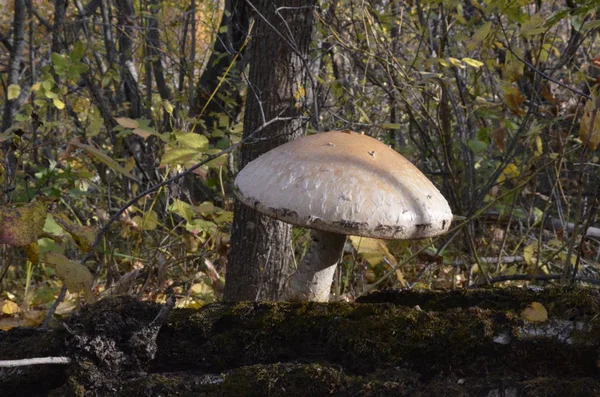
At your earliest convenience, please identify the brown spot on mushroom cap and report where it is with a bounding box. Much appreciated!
[234,131,453,240]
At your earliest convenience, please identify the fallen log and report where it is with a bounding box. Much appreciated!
[1,288,600,396]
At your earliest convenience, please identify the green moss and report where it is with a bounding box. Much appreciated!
[219,362,349,397]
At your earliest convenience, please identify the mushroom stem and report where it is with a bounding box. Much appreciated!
[285,230,346,302]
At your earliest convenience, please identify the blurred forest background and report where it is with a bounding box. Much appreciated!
[0,0,599,328]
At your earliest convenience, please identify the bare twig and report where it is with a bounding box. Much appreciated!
[0,357,71,367]
[41,285,67,329]
[471,274,600,288]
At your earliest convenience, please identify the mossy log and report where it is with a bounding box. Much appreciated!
[1,288,600,396]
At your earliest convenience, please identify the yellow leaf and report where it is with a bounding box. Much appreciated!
[44,252,95,303]
[523,242,537,266]
[462,58,484,69]
[160,147,202,166]
[448,57,466,69]
[7,84,21,100]
[294,81,306,101]
[504,163,520,179]
[139,210,158,231]
[190,282,212,295]
[115,117,139,129]
[349,236,397,267]
[163,100,174,115]
[175,132,209,151]
[53,98,65,110]
[579,98,600,150]
[521,302,548,322]
[1,300,20,315]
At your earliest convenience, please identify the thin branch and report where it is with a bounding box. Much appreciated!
[471,274,600,288]
[0,357,71,367]
[41,285,67,329]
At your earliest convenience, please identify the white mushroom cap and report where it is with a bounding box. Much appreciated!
[234,131,453,239]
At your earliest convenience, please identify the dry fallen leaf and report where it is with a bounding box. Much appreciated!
[521,302,548,322]
[1,300,20,315]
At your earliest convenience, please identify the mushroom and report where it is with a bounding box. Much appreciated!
[234,130,453,301]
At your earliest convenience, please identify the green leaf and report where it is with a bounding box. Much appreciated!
[381,123,401,130]
[42,80,53,91]
[43,214,64,235]
[175,132,209,151]
[520,14,546,37]
[51,53,67,68]
[582,20,600,32]
[70,62,89,75]
[160,147,201,166]
[357,106,371,123]
[218,114,229,128]
[70,41,86,61]
[204,148,228,168]
[230,122,243,134]
[185,219,216,234]
[544,9,571,29]
[168,199,195,222]
[466,21,492,52]
[467,139,488,154]
[7,84,20,100]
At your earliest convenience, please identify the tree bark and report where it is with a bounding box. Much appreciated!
[1,0,26,132]
[224,0,316,301]
[1,0,26,187]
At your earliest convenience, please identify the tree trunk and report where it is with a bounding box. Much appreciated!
[1,0,26,187]
[224,0,316,301]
